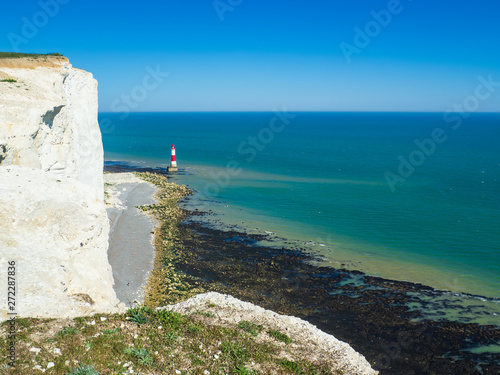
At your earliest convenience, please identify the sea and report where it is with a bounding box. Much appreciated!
[100,112,500,310]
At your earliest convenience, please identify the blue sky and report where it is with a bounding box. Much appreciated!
[1,0,500,112]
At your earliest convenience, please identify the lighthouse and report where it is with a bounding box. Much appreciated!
[167,144,178,172]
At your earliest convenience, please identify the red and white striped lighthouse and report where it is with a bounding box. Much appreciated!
[167,144,178,172]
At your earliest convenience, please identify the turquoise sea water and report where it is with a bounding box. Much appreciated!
[100,112,500,301]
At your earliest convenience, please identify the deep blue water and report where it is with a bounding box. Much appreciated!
[100,112,500,300]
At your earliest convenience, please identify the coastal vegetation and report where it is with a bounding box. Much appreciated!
[134,172,204,306]
[0,52,63,59]
[0,52,66,69]
[0,305,337,374]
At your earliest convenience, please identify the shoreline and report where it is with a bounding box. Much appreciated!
[107,159,500,300]
[104,172,158,306]
[104,162,500,374]
[178,200,500,325]
[176,214,500,374]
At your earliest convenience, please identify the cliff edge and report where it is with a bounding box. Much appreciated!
[0,55,104,201]
[0,54,122,320]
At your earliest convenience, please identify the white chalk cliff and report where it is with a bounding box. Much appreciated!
[0,56,104,200]
[0,56,122,320]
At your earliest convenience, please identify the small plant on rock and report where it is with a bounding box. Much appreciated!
[233,364,258,374]
[268,329,292,344]
[58,326,79,337]
[128,306,151,324]
[66,364,99,375]
[238,321,264,337]
[124,347,154,365]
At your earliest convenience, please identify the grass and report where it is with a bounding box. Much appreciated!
[221,341,251,363]
[57,327,79,338]
[281,359,302,373]
[0,79,17,83]
[238,321,264,337]
[102,328,120,335]
[233,364,259,374]
[66,365,99,375]
[123,347,153,365]
[195,311,216,318]
[268,329,292,344]
[0,306,336,374]
[0,52,63,59]
[128,305,150,324]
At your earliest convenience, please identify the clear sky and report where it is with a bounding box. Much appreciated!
[1,0,500,112]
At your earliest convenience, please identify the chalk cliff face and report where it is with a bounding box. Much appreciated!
[0,56,121,320]
[0,57,104,201]
[0,166,119,318]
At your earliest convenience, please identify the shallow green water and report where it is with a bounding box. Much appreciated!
[101,112,500,302]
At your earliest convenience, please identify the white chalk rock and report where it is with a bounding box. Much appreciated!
[0,58,104,201]
[0,166,121,320]
[0,57,121,320]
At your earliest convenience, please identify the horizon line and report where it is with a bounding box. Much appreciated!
[98,110,500,114]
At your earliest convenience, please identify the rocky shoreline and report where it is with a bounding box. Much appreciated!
[105,163,500,374]
[104,164,378,373]
[174,213,500,375]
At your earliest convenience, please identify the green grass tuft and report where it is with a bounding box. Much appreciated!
[268,329,292,344]
[102,327,121,335]
[189,353,205,366]
[188,324,202,334]
[58,326,79,337]
[124,347,153,365]
[66,364,99,375]
[221,341,251,364]
[164,331,178,342]
[238,321,264,337]
[14,317,32,328]
[280,359,301,372]
[195,310,216,318]
[156,309,185,329]
[232,364,258,374]
[128,306,152,324]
